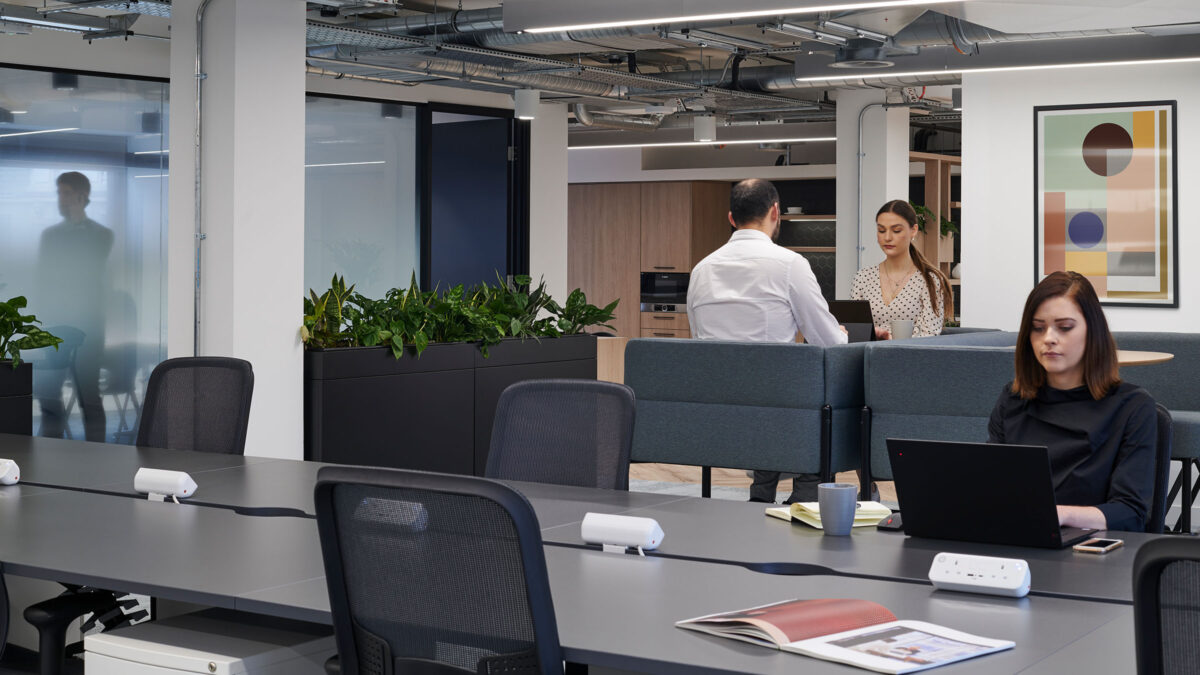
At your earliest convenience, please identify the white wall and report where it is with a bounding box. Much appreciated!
[962,61,1200,331]
[530,102,569,302]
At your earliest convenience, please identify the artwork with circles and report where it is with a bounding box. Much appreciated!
[1034,101,1177,307]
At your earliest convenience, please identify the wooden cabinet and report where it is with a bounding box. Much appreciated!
[568,183,641,337]
[640,313,689,330]
[640,328,691,339]
[640,183,692,272]
[569,181,730,337]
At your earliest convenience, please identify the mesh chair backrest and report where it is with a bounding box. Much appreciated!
[136,357,254,454]
[1134,537,1200,674]
[315,467,562,675]
[486,379,635,490]
[1160,559,1200,674]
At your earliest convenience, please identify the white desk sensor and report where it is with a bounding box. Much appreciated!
[581,512,664,554]
[134,468,197,503]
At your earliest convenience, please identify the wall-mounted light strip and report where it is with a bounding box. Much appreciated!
[796,55,1200,83]
[304,160,387,168]
[134,174,168,179]
[133,149,169,155]
[523,0,968,33]
[571,136,836,150]
[0,127,78,139]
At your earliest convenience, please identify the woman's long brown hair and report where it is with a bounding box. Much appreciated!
[876,200,954,314]
[1013,271,1119,400]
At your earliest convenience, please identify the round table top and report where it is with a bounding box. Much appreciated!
[1116,350,1174,366]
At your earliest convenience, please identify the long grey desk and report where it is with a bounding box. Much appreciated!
[0,471,1141,673]
[541,494,1154,604]
[230,548,1136,675]
[0,433,1151,604]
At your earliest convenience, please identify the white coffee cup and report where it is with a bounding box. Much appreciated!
[889,319,914,340]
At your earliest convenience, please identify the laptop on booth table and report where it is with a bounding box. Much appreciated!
[827,300,877,344]
[886,439,1098,549]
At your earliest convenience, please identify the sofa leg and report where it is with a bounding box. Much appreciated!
[701,466,711,498]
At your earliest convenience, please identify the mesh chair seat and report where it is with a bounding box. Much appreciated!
[136,357,254,454]
[485,379,635,491]
[315,467,563,675]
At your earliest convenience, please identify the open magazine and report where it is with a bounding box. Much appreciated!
[676,598,1013,674]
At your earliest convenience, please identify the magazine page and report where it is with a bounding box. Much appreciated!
[784,619,1015,674]
[676,598,897,648]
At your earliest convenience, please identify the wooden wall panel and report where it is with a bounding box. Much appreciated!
[568,183,641,337]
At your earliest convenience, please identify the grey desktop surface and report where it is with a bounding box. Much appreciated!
[0,433,275,492]
[540,496,1153,604]
[219,546,1135,675]
[530,546,1130,674]
[0,489,325,609]
[1018,614,1135,675]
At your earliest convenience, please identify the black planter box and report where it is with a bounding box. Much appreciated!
[0,361,33,436]
[304,334,597,475]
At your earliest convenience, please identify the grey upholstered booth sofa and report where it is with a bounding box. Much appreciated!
[623,338,864,496]
[859,341,1016,496]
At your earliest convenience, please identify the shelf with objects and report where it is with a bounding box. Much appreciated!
[910,151,961,322]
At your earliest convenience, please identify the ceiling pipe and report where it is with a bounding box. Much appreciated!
[306,45,620,98]
[572,103,664,131]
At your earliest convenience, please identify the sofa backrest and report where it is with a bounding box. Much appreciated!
[863,343,1015,480]
[1113,332,1200,412]
[918,331,1019,347]
[624,338,856,474]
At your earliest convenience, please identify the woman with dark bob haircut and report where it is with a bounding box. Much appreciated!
[988,271,1158,532]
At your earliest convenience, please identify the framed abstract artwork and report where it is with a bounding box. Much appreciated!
[1034,100,1178,307]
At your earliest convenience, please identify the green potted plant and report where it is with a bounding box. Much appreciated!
[0,296,63,435]
[910,202,959,263]
[301,274,617,474]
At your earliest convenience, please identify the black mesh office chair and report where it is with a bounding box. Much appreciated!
[315,466,563,675]
[136,357,254,454]
[1134,537,1200,674]
[485,379,635,491]
[1148,404,1174,534]
[21,357,253,674]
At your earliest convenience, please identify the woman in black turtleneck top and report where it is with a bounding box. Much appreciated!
[987,271,1157,532]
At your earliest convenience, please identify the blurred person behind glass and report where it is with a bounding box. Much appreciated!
[33,171,112,442]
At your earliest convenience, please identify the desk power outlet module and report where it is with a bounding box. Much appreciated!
[928,552,1031,598]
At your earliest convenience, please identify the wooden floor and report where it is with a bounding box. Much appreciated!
[630,463,897,502]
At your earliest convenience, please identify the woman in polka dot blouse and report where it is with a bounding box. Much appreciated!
[851,200,954,339]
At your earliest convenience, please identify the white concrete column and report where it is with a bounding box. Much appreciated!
[835,89,910,297]
[529,102,569,302]
[169,0,306,459]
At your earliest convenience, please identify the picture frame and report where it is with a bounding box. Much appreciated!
[1033,100,1178,307]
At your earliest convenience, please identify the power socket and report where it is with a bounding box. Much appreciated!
[928,552,1031,598]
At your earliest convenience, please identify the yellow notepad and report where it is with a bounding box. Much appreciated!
[765,501,892,529]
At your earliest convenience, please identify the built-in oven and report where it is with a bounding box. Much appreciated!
[640,272,689,313]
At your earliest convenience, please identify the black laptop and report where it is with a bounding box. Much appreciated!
[827,300,877,343]
[886,439,1097,549]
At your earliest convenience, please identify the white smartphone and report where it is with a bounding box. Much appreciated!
[1072,537,1124,554]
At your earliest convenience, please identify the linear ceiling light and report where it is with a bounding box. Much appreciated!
[796,56,1200,82]
[571,136,836,150]
[522,0,968,33]
[0,127,79,139]
[305,160,387,168]
[133,149,169,155]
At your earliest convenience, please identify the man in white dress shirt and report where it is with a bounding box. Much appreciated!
[687,178,846,503]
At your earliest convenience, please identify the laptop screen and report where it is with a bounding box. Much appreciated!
[827,300,876,343]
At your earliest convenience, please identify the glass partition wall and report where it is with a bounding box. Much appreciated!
[304,95,420,299]
[0,66,167,444]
